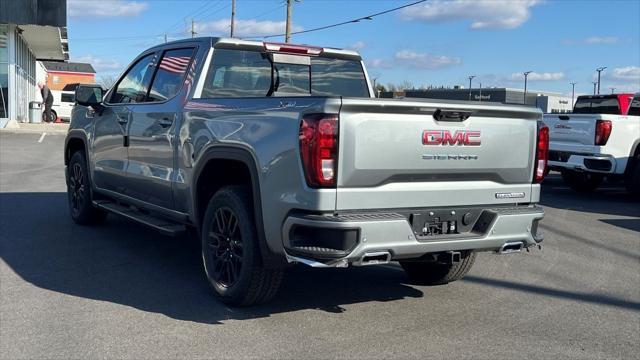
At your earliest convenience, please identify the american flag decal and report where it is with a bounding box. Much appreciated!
[158,56,191,75]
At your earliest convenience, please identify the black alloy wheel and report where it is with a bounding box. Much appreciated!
[205,207,243,287]
[68,162,85,217]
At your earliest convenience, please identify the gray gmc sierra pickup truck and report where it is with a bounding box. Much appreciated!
[65,37,547,306]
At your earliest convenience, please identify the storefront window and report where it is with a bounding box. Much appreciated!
[0,24,8,118]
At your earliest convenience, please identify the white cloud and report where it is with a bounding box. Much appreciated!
[394,50,461,69]
[400,0,542,30]
[611,66,640,81]
[68,0,148,17]
[73,55,122,73]
[346,41,366,51]
[367,58,392,69]
[564,36,619,45]
[195,19,302,38]
[509,71,565,81]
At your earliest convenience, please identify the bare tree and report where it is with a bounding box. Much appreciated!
[96,74,118,89]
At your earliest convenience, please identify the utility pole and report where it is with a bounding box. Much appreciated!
[478,82,482,102]
[164,33,167,43]
[191,18,197,38]
[523,71,532,105]
[592,82,597,95]
[570,82,576,106]
[230,0,236,37]
[468,75,475,101]
[285,0,293,43]
[596,66,606,94]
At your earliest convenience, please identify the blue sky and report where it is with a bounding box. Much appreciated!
[67,0,640,96]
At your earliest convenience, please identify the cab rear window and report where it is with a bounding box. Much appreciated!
[573,97,621,114]
[201,48,369,98]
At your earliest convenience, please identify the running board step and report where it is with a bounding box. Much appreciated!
[93,200,186,237]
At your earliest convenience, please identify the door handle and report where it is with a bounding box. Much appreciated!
[159,117,173,128]
[117,117,128,125]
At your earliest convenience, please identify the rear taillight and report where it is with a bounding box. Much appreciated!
[299,114,338,188]
[534,123,549,183]
[595,119,612,146]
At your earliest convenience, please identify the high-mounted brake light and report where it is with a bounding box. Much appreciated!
[299,114,338,188]
[263,42,323,56]
[534,123,549,183]
[594,119,612,146]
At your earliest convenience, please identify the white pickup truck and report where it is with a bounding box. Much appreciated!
[544,93,640,195]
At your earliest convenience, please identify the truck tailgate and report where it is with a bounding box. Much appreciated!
[544,114,598,146]
[336,98,541,210]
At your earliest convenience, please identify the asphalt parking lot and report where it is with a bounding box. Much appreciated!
[1,131,638,359]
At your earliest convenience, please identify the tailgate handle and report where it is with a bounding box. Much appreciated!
[559,115,570,120]
[433,109,473,122]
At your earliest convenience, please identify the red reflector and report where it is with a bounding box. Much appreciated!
[594,119,612,146]
[264,42,323,56]
[299,114,338,188]
[534,124,549,183]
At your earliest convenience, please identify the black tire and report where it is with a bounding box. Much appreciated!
[66,151,107,225]
[400,251,477,285]
[201,186,283,306]
[561,170,603,192]
[42,110,56,123]
[624,157,640,197]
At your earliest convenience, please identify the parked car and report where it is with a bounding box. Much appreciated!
[544,93,639,194]
[65,37,547,306]
[50,89,75,121]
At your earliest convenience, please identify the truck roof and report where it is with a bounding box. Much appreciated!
[144,36,362,60]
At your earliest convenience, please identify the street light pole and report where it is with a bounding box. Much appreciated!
[570,82,577,106]
[468,75,475,101]
[610,87,616,94]
[596,66,607,94]
[592,82,597,95]
[523,71,532,105]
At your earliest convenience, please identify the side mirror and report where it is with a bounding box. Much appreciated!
[75,84,104,106]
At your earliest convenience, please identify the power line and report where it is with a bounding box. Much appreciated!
[244,0,428,40]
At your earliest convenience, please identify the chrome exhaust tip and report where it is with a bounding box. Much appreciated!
[498,241,525,254]
[354,251,391,266]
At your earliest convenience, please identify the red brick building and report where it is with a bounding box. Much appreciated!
[40,61,95,91]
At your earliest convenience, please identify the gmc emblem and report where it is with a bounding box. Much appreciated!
[422,130,481,146]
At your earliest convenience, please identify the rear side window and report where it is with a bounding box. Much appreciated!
[628,97,640,116]
[61,93,75,103]
[201,48,369,98]
[147,48,195,102]
[573,97,621,114]
[110,53,155,104]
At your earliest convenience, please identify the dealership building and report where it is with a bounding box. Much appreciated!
[0,0,68,127]
[384,88,574,114]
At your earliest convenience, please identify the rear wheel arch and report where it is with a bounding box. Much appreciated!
[192,146,283,268]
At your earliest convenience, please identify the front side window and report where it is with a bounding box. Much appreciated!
[147,48,195,102]
[110,53,155,104]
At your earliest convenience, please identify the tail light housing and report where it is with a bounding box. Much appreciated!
[299,114,338,188]
[534,123,549,183]
[595,119,612,146]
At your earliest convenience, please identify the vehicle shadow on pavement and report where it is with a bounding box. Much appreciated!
[540,175,640,218]
[461,276,640,312]
[0,192,423,325]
